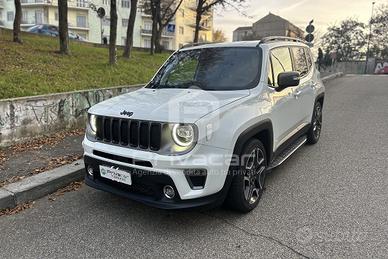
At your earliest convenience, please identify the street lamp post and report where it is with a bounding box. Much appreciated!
[364,1,376,74]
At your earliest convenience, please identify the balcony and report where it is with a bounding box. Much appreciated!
[141,28,174,38]
[20,0,89,10]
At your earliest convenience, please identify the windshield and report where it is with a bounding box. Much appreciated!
[147,47,262,91]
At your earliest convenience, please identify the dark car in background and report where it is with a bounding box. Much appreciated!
[26,24,86,41]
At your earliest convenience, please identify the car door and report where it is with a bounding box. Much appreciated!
[267,47,301,151]
[290,47,315,125]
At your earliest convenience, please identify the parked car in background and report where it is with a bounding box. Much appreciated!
[26,24,86,41]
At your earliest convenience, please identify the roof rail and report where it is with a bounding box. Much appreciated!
[259,36,307,45]
[180,42,211,49]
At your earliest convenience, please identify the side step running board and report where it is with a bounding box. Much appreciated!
[267,136,307,170]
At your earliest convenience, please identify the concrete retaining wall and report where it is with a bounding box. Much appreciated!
[0,85,143,147]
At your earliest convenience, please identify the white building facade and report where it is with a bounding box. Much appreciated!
[0,0,213,50]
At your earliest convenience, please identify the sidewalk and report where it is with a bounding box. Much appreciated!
[0,130,84,187]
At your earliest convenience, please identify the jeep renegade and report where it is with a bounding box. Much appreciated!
[83,37,325,212]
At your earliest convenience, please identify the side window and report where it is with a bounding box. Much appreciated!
[271,47,293,87]
[268,61,273,86]
[305,48,313,71]
[291,47,308,77]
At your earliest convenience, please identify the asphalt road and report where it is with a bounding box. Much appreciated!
[1,75,387,258]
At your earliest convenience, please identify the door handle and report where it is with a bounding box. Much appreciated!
[293,90,302,99]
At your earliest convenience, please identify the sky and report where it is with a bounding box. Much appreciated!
[213,0,387,41]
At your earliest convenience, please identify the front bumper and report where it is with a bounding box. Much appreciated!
[84,156,226,209]
[82,137,233,209]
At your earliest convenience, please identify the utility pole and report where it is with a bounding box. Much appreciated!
[364,1,376,74]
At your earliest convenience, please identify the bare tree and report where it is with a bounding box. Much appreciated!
[109,0,118,64]
[58,0,69,54]
[123,0,139,58]
[144,0,183,54]
[194,0,245,43]
[13,0,22,43]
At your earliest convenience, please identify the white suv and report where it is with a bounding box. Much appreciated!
[83,37,325,212]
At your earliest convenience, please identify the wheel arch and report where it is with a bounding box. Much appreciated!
[316,93,325,108]
[232,119,274,163]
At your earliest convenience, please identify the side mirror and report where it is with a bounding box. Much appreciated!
[277,72,300,91]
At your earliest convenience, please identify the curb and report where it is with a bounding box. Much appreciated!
[321,72,344,82]
[0,159,84,210]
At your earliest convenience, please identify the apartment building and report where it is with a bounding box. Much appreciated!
[1,0,213,50]
[233,13,304,41]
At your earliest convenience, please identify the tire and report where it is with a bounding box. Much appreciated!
[307,101,323,145]
[225,139,267,213]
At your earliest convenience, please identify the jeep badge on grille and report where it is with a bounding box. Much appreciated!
[120,110,133,117]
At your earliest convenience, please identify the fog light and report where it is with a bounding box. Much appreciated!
[163,185,175,199]
[87,166,94,176]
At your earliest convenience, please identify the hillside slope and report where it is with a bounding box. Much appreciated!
[0,29,169,99]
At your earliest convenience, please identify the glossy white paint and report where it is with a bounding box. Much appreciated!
[83,40,325,200]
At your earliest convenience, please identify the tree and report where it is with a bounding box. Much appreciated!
[109,0,118,65]
[321,19,367,61]
[58,0,69,54]
[145,0,183,54]
[193,0,245,43]
[13,0,22,43]
[370,4,388,59]
[123,0,139,58]
[213,29,226,42]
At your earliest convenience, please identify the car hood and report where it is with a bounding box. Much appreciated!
[89,88,250,123]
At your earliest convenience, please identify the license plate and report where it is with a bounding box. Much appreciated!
[99,165,132,185]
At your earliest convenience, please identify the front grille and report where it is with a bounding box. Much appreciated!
[95,116,162,151]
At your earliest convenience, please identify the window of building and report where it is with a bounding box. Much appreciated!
[76,0,87,8]
[162,40,169,50]
[22,10,28,23]
[122,18,129,27]
[76,15,87,28]
[144,39,151,48]
[143,21,152,31]
[270,47,293,87]
[7,11,14,22]
[180,9,184,17]
[179,26,184,35]
[54,12,58,21]
[102,0,109,5]
[122,0,130,8]
[291,47,308,77]
[35,10,43,24]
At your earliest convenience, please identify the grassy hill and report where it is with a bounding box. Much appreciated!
[0,29,169,99]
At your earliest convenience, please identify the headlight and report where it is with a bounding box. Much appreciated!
[172,124,194,147]
[89,114,97,133]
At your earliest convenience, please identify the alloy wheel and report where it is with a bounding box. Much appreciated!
[313,104,322,140]
[243,147,266,204]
